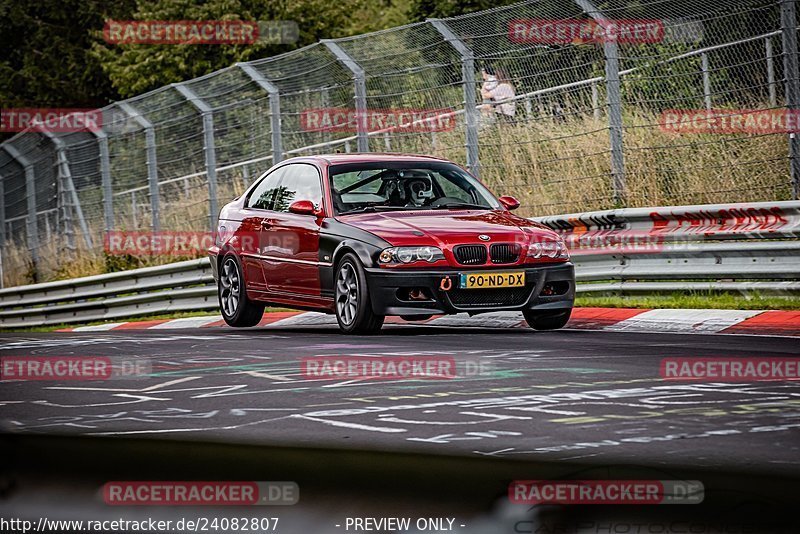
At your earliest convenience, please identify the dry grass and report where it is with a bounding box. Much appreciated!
[2,110,791,287]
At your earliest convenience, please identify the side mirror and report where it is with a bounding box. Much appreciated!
[498,196,520,211]
[288,200,318,216]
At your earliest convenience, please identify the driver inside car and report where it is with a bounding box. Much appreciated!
[384,172,435,207]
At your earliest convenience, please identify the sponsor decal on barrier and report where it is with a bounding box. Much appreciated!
[649,206,792,236]
[508,19,665,45]
[538,204,796,253]
[103,20,299,45]
[0,108,102,133]
[300,108,457,133]
[0,356,150,381]
[661,357,800,382]
[102,481,298,505]
[509,480,704,505]
[660,109,800,134]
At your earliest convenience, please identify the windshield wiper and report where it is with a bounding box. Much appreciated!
[430,202,491,210]
[338,205,411,215]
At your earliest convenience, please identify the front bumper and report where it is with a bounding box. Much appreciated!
[364,262,575,316]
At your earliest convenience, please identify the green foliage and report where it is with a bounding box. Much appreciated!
[91,0,411,98]
[0,0,136,108]
[408,0,519,21]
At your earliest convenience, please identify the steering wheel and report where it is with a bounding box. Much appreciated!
[428,196,468,207]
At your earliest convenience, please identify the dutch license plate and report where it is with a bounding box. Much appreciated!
[459,271,525,289]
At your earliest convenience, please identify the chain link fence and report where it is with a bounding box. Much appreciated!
[1,0,799,287]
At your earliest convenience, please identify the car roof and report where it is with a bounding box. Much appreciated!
[281,153,452,165]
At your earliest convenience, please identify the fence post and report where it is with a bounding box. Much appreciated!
[701,52,712,110]
[90,126,114,233]
[0,172,4,288]
[574,0,627,205]
[0,170,4,287]
[174,83,220,230]
[38,129,93,250]
[237,63,283,164]
[2,144,39,271]
[591,80,601,120]
[781,0,800,200]
[119,102,161,231]
[0,174,6,289]
[0,172,5,249]
[766,37,777,107]
[429,18,480,178]
[322,40,369,153]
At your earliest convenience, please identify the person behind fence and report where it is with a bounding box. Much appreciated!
[480,65,516,122]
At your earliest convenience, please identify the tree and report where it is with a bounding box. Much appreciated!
[0,0,136,108]
[91,0,409,98]
[409,0,518,21]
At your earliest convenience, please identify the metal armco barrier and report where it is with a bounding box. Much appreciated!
[0,258,216,328]
[533,200,800,296]
[0,201,798,329]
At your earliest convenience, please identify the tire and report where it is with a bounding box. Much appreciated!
[334,253,384,335]
[523,309,571,331]
[218,254,264,328]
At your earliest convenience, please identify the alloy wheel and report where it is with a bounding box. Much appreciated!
[220,258,241,317]
[336,262,359,325]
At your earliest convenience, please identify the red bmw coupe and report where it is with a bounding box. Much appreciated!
[209,154,574,334]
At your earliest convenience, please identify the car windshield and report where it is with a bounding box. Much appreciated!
[329,161,500,215]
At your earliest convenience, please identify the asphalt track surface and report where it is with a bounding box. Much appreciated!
[1,323,799,477]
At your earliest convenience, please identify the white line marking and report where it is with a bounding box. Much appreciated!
[606,308,763,333]
[149,316,221,329]
[291,414,406,433]
[72,323,128,331]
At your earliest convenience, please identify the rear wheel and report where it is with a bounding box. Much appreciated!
[523,309,571,331]
[335,253,384,335]
[219,254,264,327]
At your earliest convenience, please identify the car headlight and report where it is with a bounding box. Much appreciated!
[528,238,569,260]
[379,246,445,264]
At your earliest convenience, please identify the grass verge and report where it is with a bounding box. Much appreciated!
[576,291,800,311]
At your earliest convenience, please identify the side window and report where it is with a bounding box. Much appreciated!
[274,164,323,212]
[247,167,286,210]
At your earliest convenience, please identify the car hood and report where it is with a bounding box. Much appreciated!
[338,209,558,247]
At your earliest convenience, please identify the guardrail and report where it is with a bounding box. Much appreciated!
[0,201,798,329]
[538,200,800,295]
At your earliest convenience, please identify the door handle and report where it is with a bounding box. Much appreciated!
[260,219,273,230]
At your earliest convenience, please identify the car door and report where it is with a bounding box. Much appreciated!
[239,166,287,293]
[261,163,324,298]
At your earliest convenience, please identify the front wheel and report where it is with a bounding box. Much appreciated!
[335,253,384,335]
[523,309,571,331]
[218,254,264,327]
